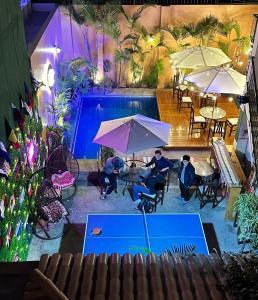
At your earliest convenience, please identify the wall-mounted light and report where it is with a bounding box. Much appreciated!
[148,34,154,43]
[47,64,55,88]
[54,44,61,54]
[228,97,234,102]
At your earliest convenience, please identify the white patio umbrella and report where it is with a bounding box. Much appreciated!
[170,46,231,68]
[93,114,171,159]
[184,65,246,95]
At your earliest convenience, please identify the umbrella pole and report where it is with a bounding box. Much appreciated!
[130,153,136,168]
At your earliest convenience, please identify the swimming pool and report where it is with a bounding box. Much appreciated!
[73,96,159,159]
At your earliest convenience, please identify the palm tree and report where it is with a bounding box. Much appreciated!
[118,4,155,32]
[163,25,190,49]
[73,1,121,83]
[185,15,223,46]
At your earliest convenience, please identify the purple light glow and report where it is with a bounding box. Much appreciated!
[27,140,37,166]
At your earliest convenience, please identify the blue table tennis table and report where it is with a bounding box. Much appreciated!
[83,213,209,256]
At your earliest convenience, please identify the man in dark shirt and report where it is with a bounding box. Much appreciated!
[132,168,165,206]
[100,156,124,198]
[178,154,195,201]
[143,150,172,178]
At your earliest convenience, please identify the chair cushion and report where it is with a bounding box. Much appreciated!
[194,116,206,123]
[51,171,75,189]
[182,96,192,103]
[227,118,238,126]
[40,200,68,223]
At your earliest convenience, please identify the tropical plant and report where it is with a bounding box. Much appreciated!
[235,192,258,251]
[222,253,258,299]
[58,58,97,97]
[130,58,143,85]
[100,145,114,165]
[118,4,155,31]
[103,59,112,73]
[73,1,122,82]
[144,59,164,88]
[163,25,190,48]
[162,244,196,257]
[47,90,71,128]
[189,15,223,46]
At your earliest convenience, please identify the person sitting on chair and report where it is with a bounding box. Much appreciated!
[100,156,124,198]
[142,150,173,179]
[132,168,165,207]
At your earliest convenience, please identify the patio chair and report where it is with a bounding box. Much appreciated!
[226,118,238,136]
[200,94,217,108]
[189,106,206,136]
[172,73,180,98]
[45,145,79,200]
[195,180,224,209]
[208,120,227,139]
[139,182,165,212]
[27,168,70,240]
[177,95,192,113]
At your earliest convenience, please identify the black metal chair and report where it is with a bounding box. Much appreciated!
[195,180,224,209]
[208,120,227,139]
[139,182,165,212]
[200,95,217,108]
[189,106,207,136]
[27,168,70,240]
[226,118,238,137]
[45,145,79,200]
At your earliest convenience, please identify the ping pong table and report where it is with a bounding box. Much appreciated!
[83,213,209,256]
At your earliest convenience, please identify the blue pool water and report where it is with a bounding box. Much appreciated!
[73,96,159,159]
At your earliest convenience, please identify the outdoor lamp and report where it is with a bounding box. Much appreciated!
[148,34,154,43]
[47,64,55,88]
[54,44,61,54]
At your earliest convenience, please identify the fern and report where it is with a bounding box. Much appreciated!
[162,244,196,257]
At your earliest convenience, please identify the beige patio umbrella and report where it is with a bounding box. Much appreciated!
[184,65,246,95]
[170,46,231,68]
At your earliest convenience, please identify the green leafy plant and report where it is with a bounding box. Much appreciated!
[222,253,258,299]
[235,192,258,250]
[100,146,115,165]
[58,58,94,97]
[47,90,71,128]
[144,59,164,88]
[162,244,196,257]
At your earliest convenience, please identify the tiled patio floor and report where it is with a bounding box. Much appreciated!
[27,165,245,261]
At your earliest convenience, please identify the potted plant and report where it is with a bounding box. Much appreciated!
[235,192,258,251]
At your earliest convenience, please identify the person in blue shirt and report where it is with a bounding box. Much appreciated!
[100,156,124,198]
[132,168,165,207]
[143,150,173,178]
[178,154,195,201]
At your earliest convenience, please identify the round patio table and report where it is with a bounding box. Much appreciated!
[192,161,214,177]
[199,106,226,120]
[119,166,146,196]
